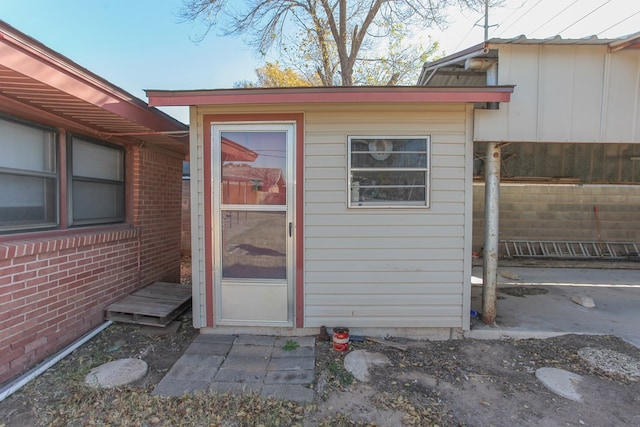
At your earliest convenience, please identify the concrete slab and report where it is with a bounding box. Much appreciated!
[274,336,315,348]
[85,358,148,388]
[261,384,315,403]
[227,344,272,359]
[535,367,583,402]
[162,354,224,382]
[272,346,315,358]
[468,267,640,347]
[209,381,262,395]
[236,335,277,346]
[265,370,315,384]
[154,333,317,402]
[268,356,315,371]
[194,334,237,345]
[152,379,210,397]
[215,367,267,383]
[139,320,181,336]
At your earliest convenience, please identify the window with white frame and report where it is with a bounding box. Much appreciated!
[0,116,58,232]
[348,136,430,207]
[69,136,125,225]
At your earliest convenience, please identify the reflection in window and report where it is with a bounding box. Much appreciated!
[349,136,430,207]
[0,117,57,232]
[221,132,286,206]
[221,211,286,279]
[70,136,125,225]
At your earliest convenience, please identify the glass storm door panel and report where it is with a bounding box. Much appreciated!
[213,124,294,325]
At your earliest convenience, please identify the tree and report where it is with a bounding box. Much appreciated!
[180,0,487,86]
[234,62,318,88]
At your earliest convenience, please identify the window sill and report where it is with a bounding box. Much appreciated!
[0,224,139,259]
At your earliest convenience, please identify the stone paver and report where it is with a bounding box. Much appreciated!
[154,334,316,402]
[85,358,148,388]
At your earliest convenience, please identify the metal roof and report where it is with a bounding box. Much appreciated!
[418,32,640,87]
[0,20,188,155]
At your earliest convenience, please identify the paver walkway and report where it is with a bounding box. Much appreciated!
[152,335,316,403]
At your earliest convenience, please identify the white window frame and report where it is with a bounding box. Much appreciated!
[68,135,125,226]
[348,135,431,208]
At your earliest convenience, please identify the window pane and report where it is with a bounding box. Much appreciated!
[352,170,426,187]
[349,136,430,208]
[0,118,55,172]
[72,181,124,222]
[221,211,286,279]
[0,173,57,229]
[72,137,123,180]
[220,131,287,205]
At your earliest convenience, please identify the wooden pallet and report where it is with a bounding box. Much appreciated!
[106,282,192,327]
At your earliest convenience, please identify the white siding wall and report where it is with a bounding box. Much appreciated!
[475,44,640,143]
[303,104,470,328]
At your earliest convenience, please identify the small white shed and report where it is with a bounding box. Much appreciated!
[147,86,513,336]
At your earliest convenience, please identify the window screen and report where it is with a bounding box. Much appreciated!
[348,136,430,208]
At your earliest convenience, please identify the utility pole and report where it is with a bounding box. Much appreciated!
[484,0,490,41]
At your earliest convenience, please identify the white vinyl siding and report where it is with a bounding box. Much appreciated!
[304,104,469,328]
[475,44,640,143]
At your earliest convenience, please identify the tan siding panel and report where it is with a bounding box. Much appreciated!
[303,105,468,329]
[305,236,464,249]
[305,270,462,284]
[306,281,463,294]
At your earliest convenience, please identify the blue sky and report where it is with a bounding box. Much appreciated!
[2,0,638,123]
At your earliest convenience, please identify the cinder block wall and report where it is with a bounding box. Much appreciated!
[472,183,640,253]
[0,146,183,384]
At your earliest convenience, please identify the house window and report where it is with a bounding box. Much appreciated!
[348,136,430,208]
[0,117,58,232]
[69,136,125,225]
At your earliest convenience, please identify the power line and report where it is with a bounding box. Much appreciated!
[557,0,614,34]
[495,0,544,37]
[597,9,640,35]
[529,0,580,36]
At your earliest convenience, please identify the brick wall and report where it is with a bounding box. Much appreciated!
[181,180,191,256]
[0,146,183,385]
[473,183,640,254]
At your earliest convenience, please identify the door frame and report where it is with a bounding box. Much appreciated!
[202,113,305,328]
[212,122,294,326]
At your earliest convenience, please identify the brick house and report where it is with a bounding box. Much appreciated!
[0,21,188,384]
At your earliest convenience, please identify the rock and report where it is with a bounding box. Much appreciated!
[344,350,391,382]
[535,367,583,402]
[85,358,148,388]
[571,295,595,308]
[578,347,640,381]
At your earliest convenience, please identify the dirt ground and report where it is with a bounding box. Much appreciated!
[1,259,639,426]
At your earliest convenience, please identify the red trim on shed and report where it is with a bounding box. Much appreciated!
[147,86,513,108]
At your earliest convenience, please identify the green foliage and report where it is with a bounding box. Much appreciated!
[328,360,354,386]
[283,339,300,351]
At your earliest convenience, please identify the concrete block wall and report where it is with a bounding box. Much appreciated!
[472,183,640,253]
[0,146,183,385]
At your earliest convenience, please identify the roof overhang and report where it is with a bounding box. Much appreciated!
[418,31,640,86]
[0,20,188,156]
[146,85,514,107]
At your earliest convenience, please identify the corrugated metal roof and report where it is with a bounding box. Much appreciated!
[418,32,640,87]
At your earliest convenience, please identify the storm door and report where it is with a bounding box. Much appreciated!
[212,124,294,325]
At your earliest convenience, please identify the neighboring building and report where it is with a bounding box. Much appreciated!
[0,21,188,384]
[418,33,640,257]
[148,86,513,334]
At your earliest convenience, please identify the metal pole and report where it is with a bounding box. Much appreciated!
[482,142,500,325]
[484,0,489,41]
